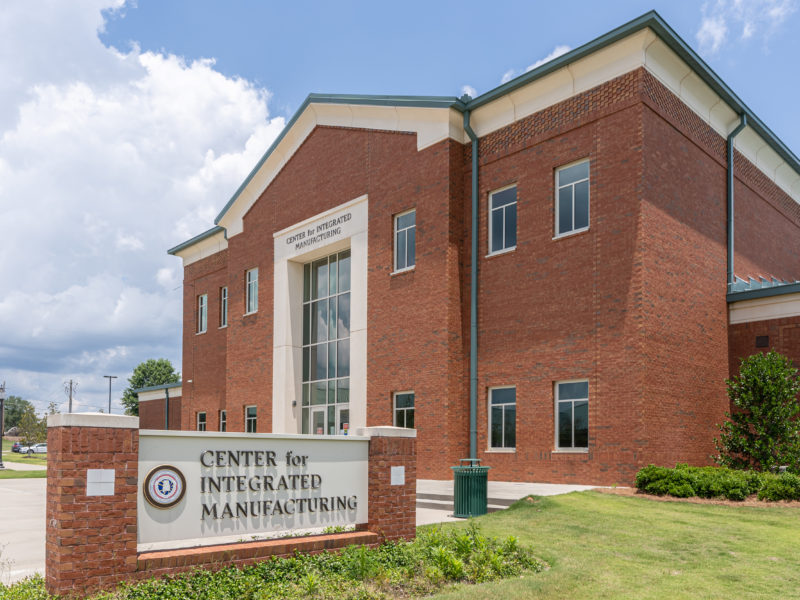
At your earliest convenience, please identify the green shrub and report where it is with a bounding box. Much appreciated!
[716,351,800,472]
[0,525,545,599]
[636,464,779,501]
[757,472,800,501]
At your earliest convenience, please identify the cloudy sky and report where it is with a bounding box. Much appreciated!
[1,0,798,414]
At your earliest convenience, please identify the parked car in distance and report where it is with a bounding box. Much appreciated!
[11,441,22,453]
[19,443,47,455]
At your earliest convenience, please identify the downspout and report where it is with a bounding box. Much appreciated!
[463,108,479,460]
[164,387,170,430]
[727,114,747,287]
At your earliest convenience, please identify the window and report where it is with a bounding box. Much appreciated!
[301,250,351,435]
[196,412,207,431]
[394,392,415,428]
[220,286,228,327]
[489,387,516,449]
[555,380,589,450]
[555,160,590,237]
[197,294,208,333]
[394,209,416,271]
[246,268,258,314]
[489,186,517,254]
[219,410,227,432]
[245,406,257,433]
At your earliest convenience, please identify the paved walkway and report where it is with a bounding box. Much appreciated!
[0,477,596,585]
[1,459,47,471]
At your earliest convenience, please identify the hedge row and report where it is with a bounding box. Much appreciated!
[635,464,800,502]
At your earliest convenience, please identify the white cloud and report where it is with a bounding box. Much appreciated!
[461,85,477,99]
[0,1,284,412]
[697,0,798,53]
[500,45,571,84]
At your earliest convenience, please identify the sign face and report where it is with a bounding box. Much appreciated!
[273,197,367,262]
[137,432,369,546]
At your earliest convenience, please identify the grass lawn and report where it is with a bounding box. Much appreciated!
[1,437,47,466]
[430,491,800,600]
[0,469,47,479]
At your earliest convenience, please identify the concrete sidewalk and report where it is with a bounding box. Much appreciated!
[416,479,597,526]
[1,459,48,471]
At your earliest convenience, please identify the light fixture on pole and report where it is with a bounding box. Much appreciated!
[0,381,6,470]
[103,375,117,414]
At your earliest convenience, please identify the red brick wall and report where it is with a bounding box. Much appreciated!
[365,433,416,543]
[182,249,229,432]
[138,395,182,430]
[729,316,800,376]
[46,421,139,596]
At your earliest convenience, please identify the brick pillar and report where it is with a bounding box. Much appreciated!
[46,413,139,596]
[361,426,417,543]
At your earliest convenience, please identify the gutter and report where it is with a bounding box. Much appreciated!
[463,106,479,460]
[727,114,747,287]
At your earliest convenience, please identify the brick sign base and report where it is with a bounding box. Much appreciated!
[46,414,416,596]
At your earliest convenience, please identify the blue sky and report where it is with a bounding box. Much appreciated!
[1,0,798,414]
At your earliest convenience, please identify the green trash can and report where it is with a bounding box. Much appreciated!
[451,459,490,518]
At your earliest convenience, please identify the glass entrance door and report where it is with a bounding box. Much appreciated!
[311,407,326,436]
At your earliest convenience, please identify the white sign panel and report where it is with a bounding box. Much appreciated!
[273,196,368,262]
[138,431,369,545]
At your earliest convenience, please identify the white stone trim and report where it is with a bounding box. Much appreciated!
[357,426,417,438]
[729,293,800,324]
[47,412,139,429]
[214,26,798,247]
[172,230,227,267]
[272,196,368,436]
[138,387,183,402]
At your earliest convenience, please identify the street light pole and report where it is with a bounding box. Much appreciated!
[103,375,117,414]
[0,381,6,470]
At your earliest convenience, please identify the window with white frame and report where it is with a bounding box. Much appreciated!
[555,160,590,237]
[555,380,589,450]
[489,186,517,254]
[220,286,228,327]
[197,294,208,333]
[219,409,227,432]
[393,392,415,428]
[196,412,207,431]
[394,209,416,271]
[246,268,258,313]
[245,406,257,433]
[489,387,516,449]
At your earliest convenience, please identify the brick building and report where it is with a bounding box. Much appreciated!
[140,12,800,485]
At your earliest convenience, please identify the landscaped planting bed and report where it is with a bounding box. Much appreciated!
[635,463,800,501]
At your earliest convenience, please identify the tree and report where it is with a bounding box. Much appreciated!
[121,358,180,416]
[715,351,800,472]
[18,406,46,444]
[3,395,35,430]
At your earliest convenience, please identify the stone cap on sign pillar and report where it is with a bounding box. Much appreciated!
[47,412,139,429]
[357,426,417,438]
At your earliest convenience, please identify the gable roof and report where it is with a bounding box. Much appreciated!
[169,10,800,253]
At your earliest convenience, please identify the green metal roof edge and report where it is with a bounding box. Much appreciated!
[193,10,799,255]
[727,282,800,302]
[212,94,465,226]
[133,381,183,394]
[465,10,800,172]
[167,225,225,256]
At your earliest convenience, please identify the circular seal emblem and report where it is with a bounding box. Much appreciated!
[143,465,186,509]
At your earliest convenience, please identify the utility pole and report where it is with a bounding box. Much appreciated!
[103,375,117,414]
[64,380,77,414]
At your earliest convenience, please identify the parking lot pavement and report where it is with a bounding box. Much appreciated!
[0,478,46,584]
